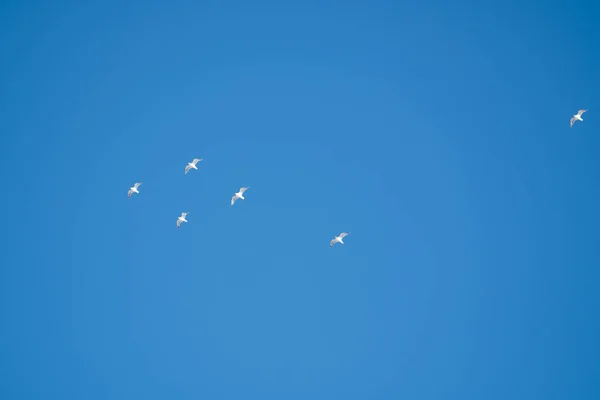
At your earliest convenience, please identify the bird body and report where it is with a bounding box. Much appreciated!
[177,212,189,228]
[570,109,587,127]
[231,187,249,206]
[128,182,142,197]
[330,232,350,247]
[185,158,202,174]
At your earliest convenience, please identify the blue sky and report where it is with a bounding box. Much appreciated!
[1,0,599,398]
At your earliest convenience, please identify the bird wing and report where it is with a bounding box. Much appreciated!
[570,117,576,127]
[239,187,249,194]
[176,219,182,227]
[330,238,337,247]
[339,232,349,238]
[134,182,142,189]
[577,109,587,116]
[185,165,191,174]
[128,189,133,197]
[181,212,188,217]
[192,158,202,165]
[231,195,238,206]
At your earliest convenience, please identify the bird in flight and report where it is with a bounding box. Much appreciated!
[231,187,249,207]
[128,182,142,198]
[570,109,587,127]
[176,212,189,228]
[185,158,203,175]
[330,232,350,247]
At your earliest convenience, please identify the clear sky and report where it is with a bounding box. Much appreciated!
[1,1,599,399]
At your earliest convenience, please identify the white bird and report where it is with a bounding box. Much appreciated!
[570,109,587,127]
[128,182,142,198]
[330,232,350,247]
[176,212,189,228]
[185,158,203,175]
[231,187,249,206]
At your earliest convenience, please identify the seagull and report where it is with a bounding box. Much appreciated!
[128,182,142,198]
[185,158,203,175]
[231,187,249,207]
[570,109,587,127]
[330,232,350,247]
[176,212,189,228]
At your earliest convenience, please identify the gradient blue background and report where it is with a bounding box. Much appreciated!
[1,1,599,399]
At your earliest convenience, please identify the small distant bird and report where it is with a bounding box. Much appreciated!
[128,182,142,198]
[570,109,587,127]
[231,187,249,207]
[330,232,350,247]
[185,158,203,175]
[176,212,189,228]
